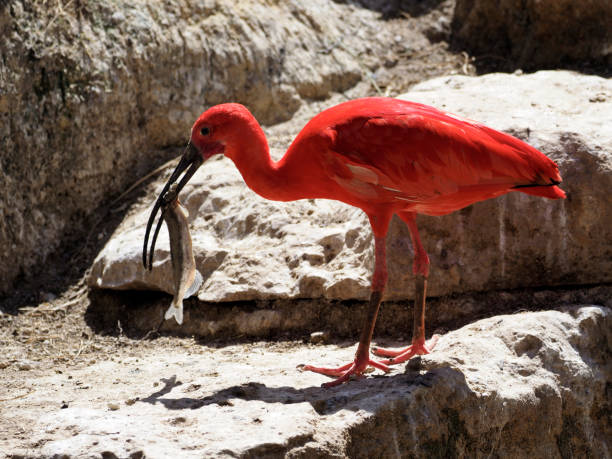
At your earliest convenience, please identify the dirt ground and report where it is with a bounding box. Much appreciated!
[1,2,607,456]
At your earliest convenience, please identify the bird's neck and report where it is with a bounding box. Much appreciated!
[224,122,307,202]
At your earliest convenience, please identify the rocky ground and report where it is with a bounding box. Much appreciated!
[2,305,610,458]
[1,0,611,458]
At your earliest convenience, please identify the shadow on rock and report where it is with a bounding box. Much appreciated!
[336,0,445,19]
[86,284,612,345]
[137,367,460,416]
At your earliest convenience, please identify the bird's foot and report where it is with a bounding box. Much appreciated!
[297,358,390,388]
[372,334,439,365]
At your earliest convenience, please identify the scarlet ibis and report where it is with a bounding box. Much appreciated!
[143,98,565,387]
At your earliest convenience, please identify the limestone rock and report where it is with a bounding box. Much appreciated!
[4,306,610,457]
[451,0,612,70]
[0,0,395,294]
[90,71,612,302]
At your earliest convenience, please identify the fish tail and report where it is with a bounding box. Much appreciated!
[164,300,184,325]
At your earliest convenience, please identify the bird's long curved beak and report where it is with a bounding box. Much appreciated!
[142,142,203,270]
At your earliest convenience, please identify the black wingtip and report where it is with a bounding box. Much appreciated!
[513,178,561,190]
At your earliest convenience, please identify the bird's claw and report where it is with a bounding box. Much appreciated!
[372,334,439,365]
[299,358,390,388]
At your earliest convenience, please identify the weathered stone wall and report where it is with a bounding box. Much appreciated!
[452,0,612,70]
[0,0,393,294]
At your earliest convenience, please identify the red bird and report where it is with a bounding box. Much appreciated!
[143,98,565,387]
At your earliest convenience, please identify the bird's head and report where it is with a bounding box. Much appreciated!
[142,103,256,269]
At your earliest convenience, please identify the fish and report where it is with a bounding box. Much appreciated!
[149,183,203,325]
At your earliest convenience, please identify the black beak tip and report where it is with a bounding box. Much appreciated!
[142,142,203,272]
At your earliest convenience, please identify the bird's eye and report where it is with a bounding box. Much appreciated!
[200,126,210,136]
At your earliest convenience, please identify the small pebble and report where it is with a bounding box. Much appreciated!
[108,402,120,411]
[17,360,35,371]
[589,93,607,103]
[41,292,57,302]
[111,11,126,24]
[406,356,423,371]
[310,331,329,345]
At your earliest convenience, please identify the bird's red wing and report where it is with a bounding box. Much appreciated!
[327,108,561,211]
[324,151,427,204]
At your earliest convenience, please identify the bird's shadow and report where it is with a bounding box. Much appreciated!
[138,367,445,415]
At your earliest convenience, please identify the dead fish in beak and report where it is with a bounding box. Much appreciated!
[143,142,203,271]
[149,183,203,325]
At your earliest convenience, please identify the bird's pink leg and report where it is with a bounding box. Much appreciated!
[372,212,439,364]
[300,232,391,387]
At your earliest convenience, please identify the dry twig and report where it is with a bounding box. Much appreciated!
[110,157,180,208]
[0,389,35,402]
